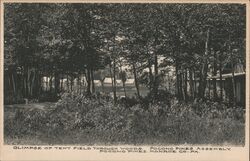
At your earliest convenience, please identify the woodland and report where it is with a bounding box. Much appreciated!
[4,4,246,145]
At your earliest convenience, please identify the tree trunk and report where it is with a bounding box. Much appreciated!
[180,72,185,101]
[86,68,91,95]
[77,75,80,94]
[38,72,42,98]
[208,79,211,99]
[122,81,127,98]
[8,73,12,94]
[60,77,63,91]
[153,53,159,97]
[148,59,153,91]
[219,54,223,101]
[229,44,237,105]
[198,28,210,100]
[178,70,184,101]
[212,77,217,101]
[109,62,116,103]
[91,69,95,93]
[23,69,27,97]
[213,50,218,101]
[54,71,60,95]
[66,74,70,92]
[45,76,48,91]
[27,67,31,97]
[23,74,27,97]
[70,76,74,92]
[30,70,36,97]
[113,61,117,103]
[231,64,236,105]
[132,63,140,98]
[49,75,53,93]
[101,79,104,93]
[175,64,181,100]
[35,71,41,98]
[79,75,82,94]
[11,72,16,94]
[200,63,209,100]
[189,69,194,100]
[184,70,188,101]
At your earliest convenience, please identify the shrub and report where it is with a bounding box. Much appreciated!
[4,91,25,105]
[38,91,59,102]
[117,97,139,108]
[4,108,48,138]
[4,91,245,145]
[190,101,245,122]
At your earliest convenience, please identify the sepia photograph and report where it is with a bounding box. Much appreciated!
[2,2,247,148]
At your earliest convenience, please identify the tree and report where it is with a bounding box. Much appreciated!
[4,3,246,105]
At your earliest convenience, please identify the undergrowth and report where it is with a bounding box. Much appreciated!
[4,91,245,145]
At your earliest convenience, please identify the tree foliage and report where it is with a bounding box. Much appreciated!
[4,3,246,104]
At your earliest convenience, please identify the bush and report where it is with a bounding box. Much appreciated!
[190,101,245,122]
[144,89,173,108]
[4,91,25,105]
[4,108,48,138]
[38,91,59,102]
[117,97,138,108]
[4,91,245,145]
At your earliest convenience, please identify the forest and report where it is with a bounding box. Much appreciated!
[4,3,246,145]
